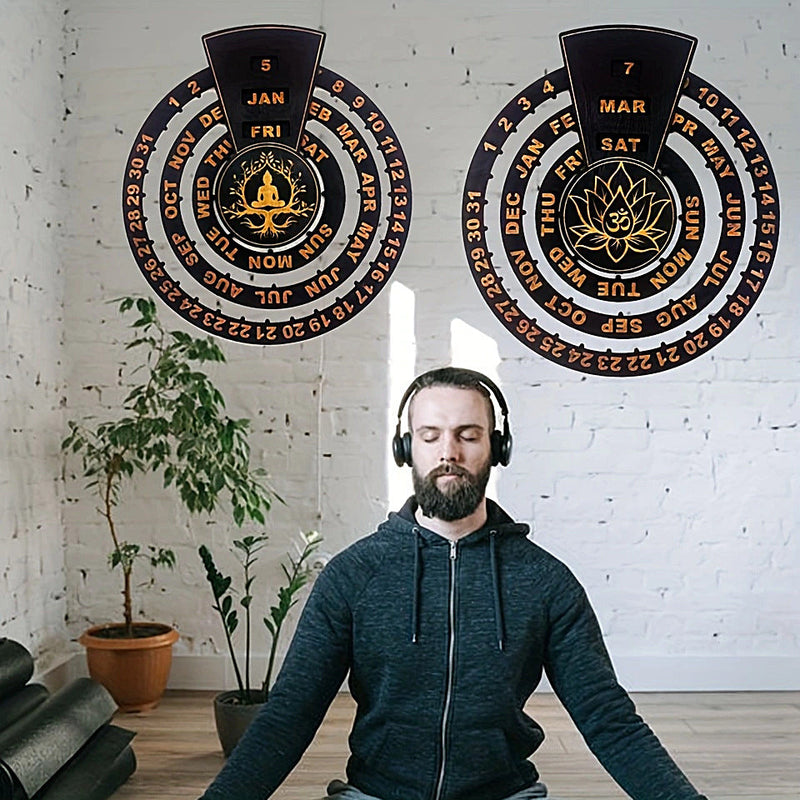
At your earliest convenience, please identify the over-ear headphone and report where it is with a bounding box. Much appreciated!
[392,368,512,468]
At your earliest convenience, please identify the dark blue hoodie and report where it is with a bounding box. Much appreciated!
[200,498,706,800]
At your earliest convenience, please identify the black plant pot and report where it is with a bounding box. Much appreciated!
[213,689,266,757]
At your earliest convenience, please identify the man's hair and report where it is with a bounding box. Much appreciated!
[407,367,496,430]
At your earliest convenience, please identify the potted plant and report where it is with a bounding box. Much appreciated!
[63,297,278,711]
[199,529,322,755]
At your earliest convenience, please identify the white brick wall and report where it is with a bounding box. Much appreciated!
[12,0,791,690]
[0,0,69,672]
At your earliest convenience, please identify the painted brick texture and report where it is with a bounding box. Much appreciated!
[40,0,800,689]
[0,0,69,671]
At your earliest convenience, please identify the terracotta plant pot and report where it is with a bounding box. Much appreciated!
[79,622,179,712]
[213,689,266,756]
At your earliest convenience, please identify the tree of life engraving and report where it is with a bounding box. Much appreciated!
[221,149,316,240]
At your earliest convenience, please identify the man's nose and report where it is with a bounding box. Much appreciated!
[439,433,460,461]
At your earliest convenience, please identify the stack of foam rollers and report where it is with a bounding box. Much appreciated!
[0,638,136,800]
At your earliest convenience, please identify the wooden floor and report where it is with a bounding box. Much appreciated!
[111,690,800,799]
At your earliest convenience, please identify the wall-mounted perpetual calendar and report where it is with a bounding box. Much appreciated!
[122,25,411,344]
[462,25,779,376]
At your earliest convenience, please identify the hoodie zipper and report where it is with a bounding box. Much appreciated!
[433,539,458,800]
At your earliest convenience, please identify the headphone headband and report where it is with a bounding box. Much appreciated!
[392,367,512,468]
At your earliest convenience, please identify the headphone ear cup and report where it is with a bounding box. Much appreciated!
[499,430,512,467]
[392,431,413,467]
[392,431,406,467]
[490,428,512,466]
[490,430,503,467]
[401,432,413,466]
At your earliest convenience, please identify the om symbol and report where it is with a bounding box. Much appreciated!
[605,207,631,235]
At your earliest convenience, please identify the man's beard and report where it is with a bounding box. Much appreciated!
[412,459,491,522]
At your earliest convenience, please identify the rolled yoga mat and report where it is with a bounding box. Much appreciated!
[0,641,34,702]
[0,678,117,800]
[33,725,136,800]
[0,686,50,736]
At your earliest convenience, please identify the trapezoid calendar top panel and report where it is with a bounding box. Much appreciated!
[560,25,696,167]
[202,25,324,152]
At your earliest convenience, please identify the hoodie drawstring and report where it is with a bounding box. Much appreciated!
[411,527,422,643]
[410,527,505,651]
[489,531,505,652]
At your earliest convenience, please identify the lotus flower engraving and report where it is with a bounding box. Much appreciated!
[567,161,671,265]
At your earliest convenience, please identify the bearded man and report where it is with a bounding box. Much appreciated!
[198,367,708,800]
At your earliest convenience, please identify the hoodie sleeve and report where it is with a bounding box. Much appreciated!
[198,561,353,800]
[543,571,708,800]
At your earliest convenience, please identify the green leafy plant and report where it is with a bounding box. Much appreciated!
[63,296,279,637]
[199,530,322,703]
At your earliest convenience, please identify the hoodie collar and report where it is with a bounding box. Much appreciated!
[390,495,530,544]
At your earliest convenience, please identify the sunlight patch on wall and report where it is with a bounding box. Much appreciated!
[450,318,500,382]
[450,318,501,496]
[388,282,416,510]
